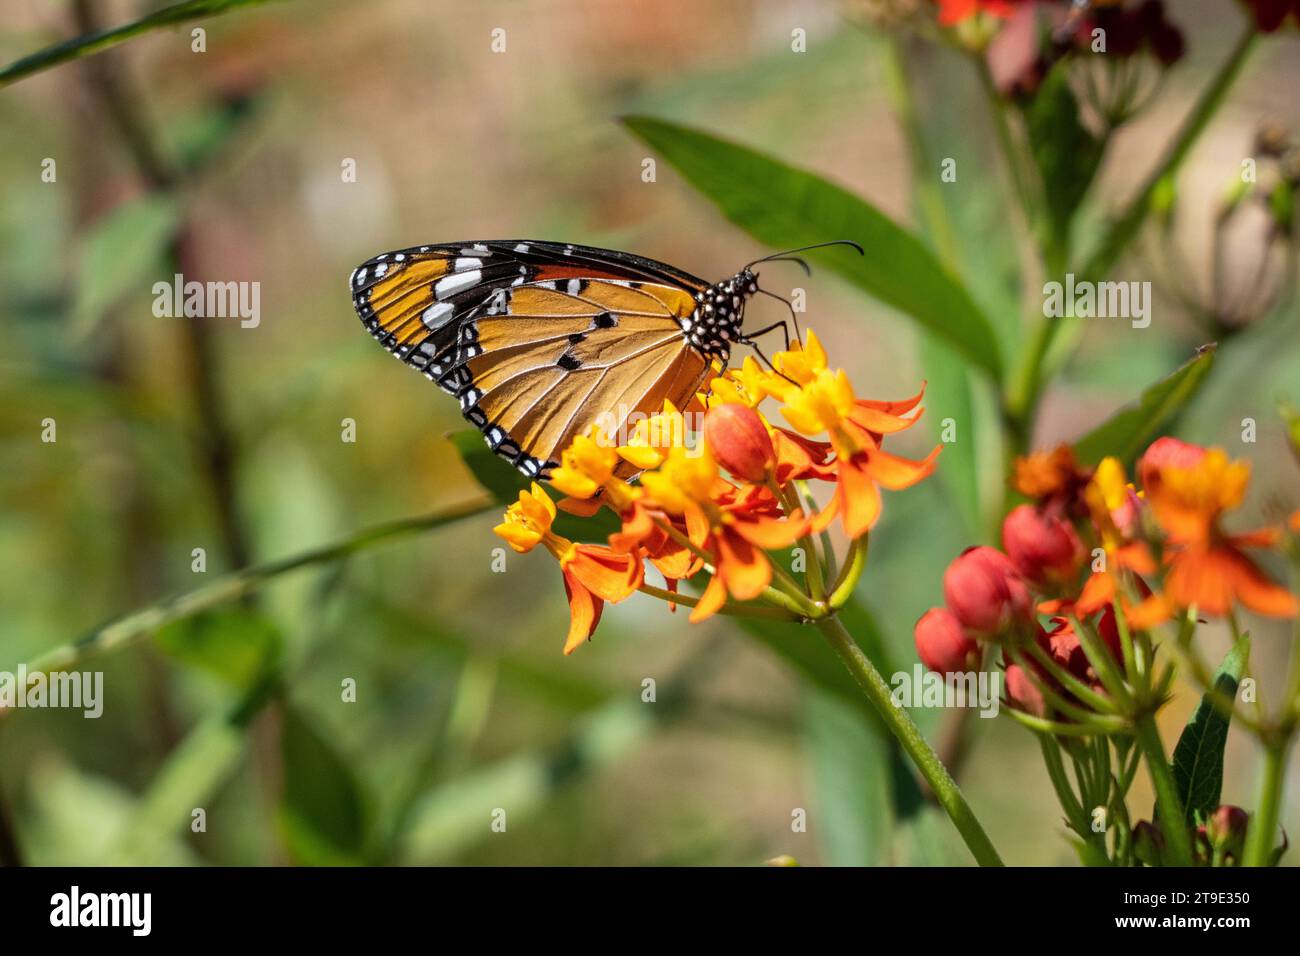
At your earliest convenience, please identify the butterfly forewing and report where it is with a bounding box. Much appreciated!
[351,241,715,477]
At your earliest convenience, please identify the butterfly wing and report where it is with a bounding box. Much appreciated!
[351,241,714,477]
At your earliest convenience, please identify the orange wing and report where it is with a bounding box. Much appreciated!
[462,279,711,476]
[350,242,714,477]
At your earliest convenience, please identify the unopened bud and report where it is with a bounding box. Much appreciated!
[703,403,775,483]
[914,607,979,676]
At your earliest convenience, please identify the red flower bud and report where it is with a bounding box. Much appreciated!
[1004,663,1046,718]
[1001,504,1084,583]
[942,546,1034,637]
[1097,604,1124,662]
[913,607,979,676]
[1206,805,1249,850]
[703,403,775,483]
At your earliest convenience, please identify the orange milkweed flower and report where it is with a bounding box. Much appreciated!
[1140,441,1297,620]
[639,445,808,622]
[1012,444,1093,518]
[1070,456,1163,628]
[765,331,940,538]
[550,430,640,512]
[494,483,642,654]
[615,399,691,472]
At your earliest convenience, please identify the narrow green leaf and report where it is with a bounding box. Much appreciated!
[104,671,277,865]
[449,429,619,540]
[279,704,369,865]
[0,0,291,88]
[622,115,1004,380]
[803,689,894,865]
[449,430,532,504]
[1024,65,1105,254]
[154,607,281,686]
[1072,345,1216,467]
[1171,636,1249,826]
[738,604,924,821]
[72,195,179,339]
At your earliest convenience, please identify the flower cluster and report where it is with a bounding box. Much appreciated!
[915,437,1298,723]
[495,331,940,653]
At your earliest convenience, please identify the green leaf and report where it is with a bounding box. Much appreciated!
[154,607,281,686]
[622,116,1003,380]
[449,429,532,505]
[803,689,894,865]
[918,337,980,538]
[1171,636,1249,826]
[279,704,369,865]
[1024,65,1105,253]
[104,672,277,865]
[1072,345,1216,467]
[72,194,179,339]
[738,602,924,822]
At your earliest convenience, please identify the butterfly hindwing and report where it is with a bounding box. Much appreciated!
[350,241,714,477]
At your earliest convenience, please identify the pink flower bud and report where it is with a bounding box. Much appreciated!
[1206,805,1249,851]
[703,403,775,483]
[942,546,1034,637]
[1001,504,1083,583]
[1004,664,1046,718]
[913,607,979,676]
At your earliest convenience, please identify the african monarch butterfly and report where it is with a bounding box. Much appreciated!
[349,239,862,478]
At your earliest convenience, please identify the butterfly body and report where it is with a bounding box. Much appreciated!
[350,240,759,478]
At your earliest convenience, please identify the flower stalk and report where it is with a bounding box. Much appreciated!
[817,614,1004,867]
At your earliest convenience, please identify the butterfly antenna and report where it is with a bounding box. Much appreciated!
[744,239,864,271]
[756,256,811,276]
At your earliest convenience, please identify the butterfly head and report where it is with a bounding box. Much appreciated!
[684,268,759,363]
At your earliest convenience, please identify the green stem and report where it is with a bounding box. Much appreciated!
[1243,744,1288,867]
[974,54,1040,247]
[816,614,1003,866]
[1039,734,1088,834]
[636,583,798,621]
[773,479,825,601]
[1133,713,1194,866]
[827,535,868,609]
[1070,614,1135,711]
[23,497,494,674]
[0,0,292,88]
[1080,26,1259,284]
[1019,23,1261,395]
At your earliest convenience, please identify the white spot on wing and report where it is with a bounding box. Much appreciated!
[422,302,455,329]
[435,270,481,300]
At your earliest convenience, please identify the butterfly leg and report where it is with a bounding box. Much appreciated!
[742,319,792,350]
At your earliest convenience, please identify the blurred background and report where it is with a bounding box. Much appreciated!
[0,0,1297,866]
